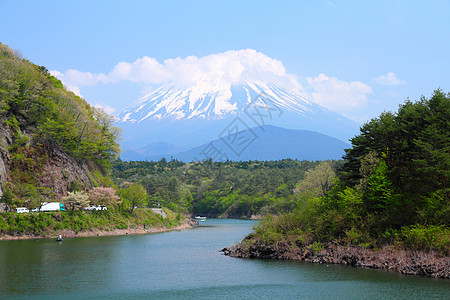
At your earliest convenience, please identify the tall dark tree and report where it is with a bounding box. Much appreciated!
[342,89,449,226]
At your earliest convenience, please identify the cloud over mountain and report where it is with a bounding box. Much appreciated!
[109,49,300,90]
[51,49,302,92]
[50,49,374,115]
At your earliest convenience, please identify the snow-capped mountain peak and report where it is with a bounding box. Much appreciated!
[116,79,360,152]
[118,81,314,124]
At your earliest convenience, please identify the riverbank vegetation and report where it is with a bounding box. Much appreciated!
[0,208,183,238]
[228,90,449,259]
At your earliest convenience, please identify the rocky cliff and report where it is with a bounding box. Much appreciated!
[0,121,12,196]
[221,240,450,279]
[0,116,102,200]
[0,42,120,204]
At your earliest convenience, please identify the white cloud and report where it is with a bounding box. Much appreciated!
[307,74,373,111]
[49,70,83,96]
[51,50,376,117]
[93,103,116,114]
[49,70,63,78]
[51,49,303,95]
[373,72,405,85]
[109,56,171,83]
[64,69,109,86]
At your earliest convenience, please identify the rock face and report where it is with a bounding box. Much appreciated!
[34,146,98,198]
[0,121,13,196]
[0,117,100,199]
[0,43,119,201]
[221,240,450,279]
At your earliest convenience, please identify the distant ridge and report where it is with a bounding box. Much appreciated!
[137,125,350,162]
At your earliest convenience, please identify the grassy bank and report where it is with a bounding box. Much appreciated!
[222,212,449,278]
[248,213,450,256]
[0,208,186,239]
[223,236,450,278]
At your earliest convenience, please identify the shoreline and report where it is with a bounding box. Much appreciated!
[0,219,197,241]
[221,241,450,279]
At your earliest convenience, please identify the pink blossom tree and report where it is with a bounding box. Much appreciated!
[88,187,120,208]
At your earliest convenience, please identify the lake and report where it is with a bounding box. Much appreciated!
[0,219,448,299]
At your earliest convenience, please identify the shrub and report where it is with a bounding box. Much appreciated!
[401,225,450,255]
[309,241,324,253]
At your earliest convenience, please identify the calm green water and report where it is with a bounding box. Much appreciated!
[0,219,448,299]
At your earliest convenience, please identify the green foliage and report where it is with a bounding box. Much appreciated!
[0,208,184,237]
[343,227,363,245]
[401,225,449,255]
[342,89,449,208]
[418,190,450,225]
[253,215,288,243]
[365,160,398,212]
[0,188,14,205]
[118,183,148,213]
[341,89,449,229]
[62,191,90,211]
[0,43,121,196]
[112,159,321,217]
[294,160,336,198]
[68,181,82,192]
[309,241,325,253]
[243,90,449,254]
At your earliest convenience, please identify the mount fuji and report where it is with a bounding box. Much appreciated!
[116,80,360,161]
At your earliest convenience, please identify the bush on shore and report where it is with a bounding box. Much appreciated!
[0,208,183,237]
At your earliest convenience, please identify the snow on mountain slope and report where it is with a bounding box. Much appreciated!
[118,81,316,123]
[116,80,360,155]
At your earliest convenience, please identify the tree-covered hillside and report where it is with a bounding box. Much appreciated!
[112,159,323,218]
[0,43,120,167]
[0,43,121,206]
[236,90,449,254]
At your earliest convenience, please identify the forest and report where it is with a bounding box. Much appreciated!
[0,43,121,208]
[245,89,449,254]
[0,43,121,170]
[111,159,323,218]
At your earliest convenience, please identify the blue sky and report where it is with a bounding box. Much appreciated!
[0,0,449,123]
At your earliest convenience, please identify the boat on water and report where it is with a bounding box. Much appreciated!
[194,216,207,221]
